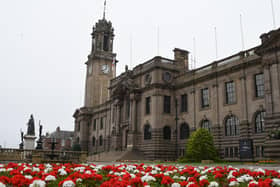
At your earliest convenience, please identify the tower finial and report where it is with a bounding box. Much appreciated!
[103,0,107,19]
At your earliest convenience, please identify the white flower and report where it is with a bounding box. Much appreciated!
[228,181,239,186]
[173,175,179,179]
[0,168,6,172]
[171,183,181,187]
[130,174,136,178]
[0,182,6,187]
[199,175,208,181]
[249,181,258,186]
[45,175,56,181]
[180,176,186,180]
[151,170,157,174]
[85,170,91,175]
[44,168,52,173]
[62,180,75,187]
[32,167,40,172]
[254,168,265,174]
[144,185,150,187]
[58,168,67,176]
[76,178,82,183]
[187,182,194,187]
[141,175,156,182]
[25,175,33,179]
[29,179,46,187]
[208,181,219,187]
[272,178,280,186]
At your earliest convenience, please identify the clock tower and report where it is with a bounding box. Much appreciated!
[84,17,116,107]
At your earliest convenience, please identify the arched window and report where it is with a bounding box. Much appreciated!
[99,135,103,146]
[201,120,211,131]
[163,126,171,140]
[225,115,240,136]
[144,124,151,140]
[92,136,96,147]
[180,123,189,139]
[255,111,265,133]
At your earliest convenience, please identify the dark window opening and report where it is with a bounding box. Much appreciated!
[225,81,236,104]
[255,73,264,97]
[145,97,151,115]
[201,120,211,131]
[225,115,240,136]
[99,136,103,146]
[164,96,171,113]
[92,137,96,147]
[93,119,97,131]
[163,126,171,140]
[103,35,109,51]
[144,124,152,140]
[181,94,188,112]
[180,123,189,139]
[201,88,210,108]
[255,111,265,133]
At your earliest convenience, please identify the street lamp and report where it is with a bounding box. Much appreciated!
[175,98,179,159]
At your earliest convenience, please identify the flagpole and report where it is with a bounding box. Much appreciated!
[270,0,276,28]
[193,37,196,69]
[240,14,245,51]
[214,27,218,59]
[157,25,160,56]
[130,34,133,69]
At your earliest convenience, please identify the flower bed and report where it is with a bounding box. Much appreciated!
[0,163,279,186]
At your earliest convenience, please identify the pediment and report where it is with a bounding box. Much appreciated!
[256,27,280,55]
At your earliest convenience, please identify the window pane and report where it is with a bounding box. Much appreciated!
[201,88,209,108]
[201,120,211,131]
[146,97,151,114]
[164,96,171,113]
[180,123,189,139]
[144,124,151,140]
[181,94,188,112]
[163,126,171,140]
[225,115,239,136]
[225,81,236,104]
[255,74,264,97]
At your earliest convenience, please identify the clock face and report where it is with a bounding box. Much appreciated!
[101,64,110,74]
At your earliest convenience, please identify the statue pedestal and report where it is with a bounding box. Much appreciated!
[24,135,36,150]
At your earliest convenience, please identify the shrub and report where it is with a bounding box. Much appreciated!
[185,128,218,162]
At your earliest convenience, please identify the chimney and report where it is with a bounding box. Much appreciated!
[173,48,189,71]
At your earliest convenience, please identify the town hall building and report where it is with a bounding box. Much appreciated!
[73,15,280,161]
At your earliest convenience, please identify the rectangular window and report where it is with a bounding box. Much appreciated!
[225,81,236,104]
[93,119,97,131]
[261,146,264,157]
[181,94,188,112]
[256,146,260,157]
[234,147,238,157]
[145,97,151,114]
[126,99,130,119]
[100,118,104,130]
[225,148,228,157]
[164,96,171,113]
[201,88,210,108]
[230,147,234,158]
[255,73,264,97]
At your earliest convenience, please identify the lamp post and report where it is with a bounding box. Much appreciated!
[175,98,179,159]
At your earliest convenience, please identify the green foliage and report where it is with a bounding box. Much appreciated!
[72,143,81,151]
[185,128,218,162]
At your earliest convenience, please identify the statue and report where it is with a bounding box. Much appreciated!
[21,130,24,143]
[36,121,43,150]
[27,114,35,135]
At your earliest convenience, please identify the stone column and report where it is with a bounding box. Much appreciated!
[80,118,89,151]
[239,72,250,138]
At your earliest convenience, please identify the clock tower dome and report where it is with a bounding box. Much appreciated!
[84,17,116,107]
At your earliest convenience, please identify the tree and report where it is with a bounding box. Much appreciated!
[185,128,218,162]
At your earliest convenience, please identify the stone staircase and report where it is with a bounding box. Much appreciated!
[87,150,145,162]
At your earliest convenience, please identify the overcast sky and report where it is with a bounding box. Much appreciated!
[0,0,279,148]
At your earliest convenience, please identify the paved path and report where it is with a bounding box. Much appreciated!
[90,161,280,170]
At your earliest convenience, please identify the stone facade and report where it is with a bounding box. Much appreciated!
[73,17,280,161]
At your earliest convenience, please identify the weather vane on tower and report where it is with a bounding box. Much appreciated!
[103,0,107,19]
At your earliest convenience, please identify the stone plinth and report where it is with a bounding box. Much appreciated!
[24,135,36,150]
